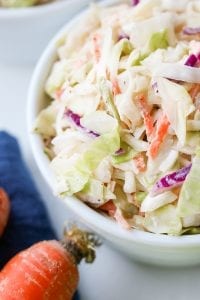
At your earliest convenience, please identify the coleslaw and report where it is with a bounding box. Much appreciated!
[35,0,200,235]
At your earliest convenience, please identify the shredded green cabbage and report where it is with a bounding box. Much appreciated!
[51,127,120,195]
[178,152,200,217]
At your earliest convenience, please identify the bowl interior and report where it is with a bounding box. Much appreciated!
[27,0,200,249]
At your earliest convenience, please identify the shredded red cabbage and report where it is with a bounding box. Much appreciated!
[65,109,81,127]
[114,148,126,156]
[184,54,198,67]
[118,33,130,41]
[183,27,200,35]
[131,0,140,6]
[65,109,100,137]
[152,82,159,94]
[151,164,192,196]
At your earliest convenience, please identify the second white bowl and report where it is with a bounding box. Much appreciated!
[0,0,94,64]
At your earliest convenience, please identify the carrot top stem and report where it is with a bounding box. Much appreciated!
[61,226,101,264]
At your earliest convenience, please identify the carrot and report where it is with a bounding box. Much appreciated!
[0,227,99,300]
[148,113,170,159]
[138,211,145,217]
[55,88,64,100]
[100,202,130,229]
[100,200,116,217]
[0,188,10,237]
[136,94,154,140]
[189,84,200,101]
[92,33,101,62]
[134,153,146,172]
[113,209,131,229]
[111,78,121,95]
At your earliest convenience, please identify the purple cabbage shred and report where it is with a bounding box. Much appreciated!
[65,109,100,138]
[118,33,130,41]
[152,82,159,94]
[131,0,140,6]
[114,148,126,156]
[151,164,192,196]
[184,54,198,67]
[183,27,200,35]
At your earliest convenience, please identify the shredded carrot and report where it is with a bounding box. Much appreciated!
[111,78,121,95]
[93,34,101,62]
[189,84,200,101]
[114,209,131,229]
[134,153,146,172]
[148,113,170,159]
[100,200,116,217]
[55,88,64,100]
[136,94,154,140]
[139,211,145,217]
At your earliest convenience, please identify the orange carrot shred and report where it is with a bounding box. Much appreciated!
[55,88,64,100]
[189,84,200,101]
[136,94,154,140]
[93,34,101,62]
[111,78,121,95]
[148,114,170,159]
[114,209,131,229]
[100,200,116,217]
[139,211,145,217]
[134,153,146,172]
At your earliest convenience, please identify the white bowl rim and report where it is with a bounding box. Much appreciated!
[0,0,89,19]
[27,0,200,249]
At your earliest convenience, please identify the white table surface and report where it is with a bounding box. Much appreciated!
[1,62,200,300]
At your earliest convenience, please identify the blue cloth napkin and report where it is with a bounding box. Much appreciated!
[0,131,79,300]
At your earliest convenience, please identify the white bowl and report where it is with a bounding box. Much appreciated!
[0,0,93,64]
[27,0,200,267]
